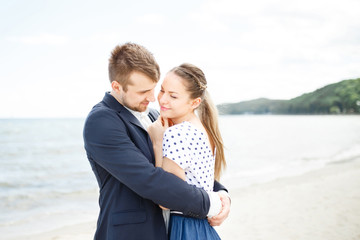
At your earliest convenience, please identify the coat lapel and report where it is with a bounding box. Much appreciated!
[101,92,156,163]
[102,92,146,130]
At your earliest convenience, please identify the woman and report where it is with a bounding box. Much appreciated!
[148,63,226,239]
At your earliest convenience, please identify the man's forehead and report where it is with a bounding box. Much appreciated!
[129,71,156,83]
[127,76,157,91]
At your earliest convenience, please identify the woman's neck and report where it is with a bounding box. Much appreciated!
[171,112,197,125]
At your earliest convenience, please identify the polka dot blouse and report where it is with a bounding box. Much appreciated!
[162,121,215,192]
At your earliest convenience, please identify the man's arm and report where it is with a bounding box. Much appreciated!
[84,110,210,218]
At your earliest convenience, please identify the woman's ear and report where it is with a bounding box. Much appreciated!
[191,97,202,109]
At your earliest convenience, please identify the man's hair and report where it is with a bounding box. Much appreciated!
[108,43,160,91]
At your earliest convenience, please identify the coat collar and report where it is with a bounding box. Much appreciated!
[102,92,147,130]
[102,92,124,112]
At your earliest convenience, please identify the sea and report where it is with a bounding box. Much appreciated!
[1,115,360,238]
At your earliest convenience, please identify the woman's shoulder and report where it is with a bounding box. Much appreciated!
[164,122,192,139]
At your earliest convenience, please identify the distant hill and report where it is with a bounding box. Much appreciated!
[217,78,360,114]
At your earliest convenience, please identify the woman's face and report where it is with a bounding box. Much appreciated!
[157,72,196,124]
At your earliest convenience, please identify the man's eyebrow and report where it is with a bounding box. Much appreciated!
[138,88,152,93]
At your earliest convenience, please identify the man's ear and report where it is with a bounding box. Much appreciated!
[191,97,202,109]
[111,81,122,93]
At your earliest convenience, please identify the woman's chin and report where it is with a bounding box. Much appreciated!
[160,111,171,118]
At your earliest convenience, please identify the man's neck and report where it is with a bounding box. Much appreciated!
[124,105,149,115]
[110,91,122,105]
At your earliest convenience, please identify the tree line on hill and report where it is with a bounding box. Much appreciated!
[217,78,360,115]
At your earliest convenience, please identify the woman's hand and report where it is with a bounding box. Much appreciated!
[147,116,170,167]
[147,116,169,146]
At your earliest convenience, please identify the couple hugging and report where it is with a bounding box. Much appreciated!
[83,42,230,240]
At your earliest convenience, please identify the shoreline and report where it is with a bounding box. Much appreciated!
[10,158,360,240]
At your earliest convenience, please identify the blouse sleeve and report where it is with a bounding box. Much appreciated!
[162,126,191,170]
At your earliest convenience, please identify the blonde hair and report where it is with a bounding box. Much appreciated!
[170,63,226,180]
[108,43,160,91]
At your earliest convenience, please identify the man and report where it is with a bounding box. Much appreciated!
[83,43,230,240]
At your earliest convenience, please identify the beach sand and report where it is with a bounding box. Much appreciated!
[15,159,360,240]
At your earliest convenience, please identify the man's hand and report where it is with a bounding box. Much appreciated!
[208,192,231,226]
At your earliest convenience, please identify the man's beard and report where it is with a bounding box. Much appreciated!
[121,96,147,112]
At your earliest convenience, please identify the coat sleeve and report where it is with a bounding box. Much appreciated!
[83,109,210,219]
[213,180,228,192]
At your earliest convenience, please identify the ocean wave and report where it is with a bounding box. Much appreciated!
[0,182,22,188]
[332,144,360,160]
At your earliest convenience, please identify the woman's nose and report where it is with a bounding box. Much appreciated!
[159,94,167,104]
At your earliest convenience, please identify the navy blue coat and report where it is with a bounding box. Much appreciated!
[83,92,226,240]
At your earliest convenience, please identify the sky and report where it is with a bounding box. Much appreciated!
[1,0,359,118]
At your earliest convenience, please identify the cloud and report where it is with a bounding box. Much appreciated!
[188,11,230,32]
[7,34,69,45]
[1,0,359,117]
[135,14,166,25]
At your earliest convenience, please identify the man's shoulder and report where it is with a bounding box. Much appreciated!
[87,101,114,118]
[85,101,124,128]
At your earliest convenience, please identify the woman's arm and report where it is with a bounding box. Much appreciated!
[153,138,164,167]
[147,117,168,167]
[158,157,186,210]
[162,157,186,180]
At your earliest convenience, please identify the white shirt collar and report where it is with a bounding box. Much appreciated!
[124,106,149,118]
[124,106,152,129]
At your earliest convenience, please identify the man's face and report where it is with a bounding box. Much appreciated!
[119,71,157,112]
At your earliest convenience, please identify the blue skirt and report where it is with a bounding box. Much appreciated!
[168,214,221,240]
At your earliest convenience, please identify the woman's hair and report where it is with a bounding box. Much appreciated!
[170,63,226,180]
[108,42,160,91]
